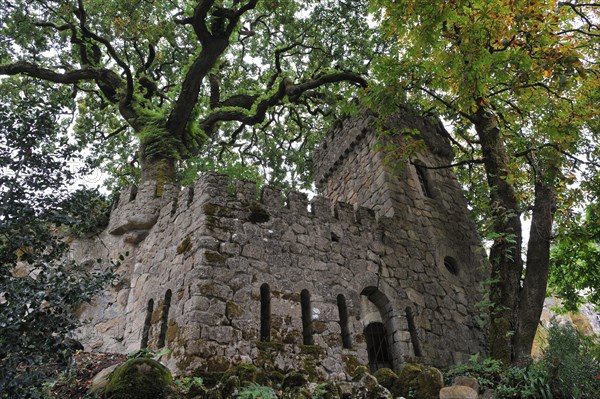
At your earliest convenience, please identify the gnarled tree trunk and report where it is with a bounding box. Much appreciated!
[514,181,556,366]
[473,106,556,366]
[473,106,524,366]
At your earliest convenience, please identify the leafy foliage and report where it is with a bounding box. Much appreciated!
[237,383,278,399]
[174,376,204,391]
[370,0,600,364]
[495,364,552,399]
[0,0,379,188]
[446,354,503,390]
[539,321,600,399]
[448,322,600,399]
[549,201,600,312]
[495,321,600,399]
[0,81,113,397]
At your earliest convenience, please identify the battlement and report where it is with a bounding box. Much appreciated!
[313,113,376,187]
[109,172,381,242]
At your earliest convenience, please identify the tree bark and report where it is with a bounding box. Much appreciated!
[513,181,555,365]
[473,106,523,366]
[139,144,177,190]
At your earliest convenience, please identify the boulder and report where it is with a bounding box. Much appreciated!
[453,376,479,393]
[88,364,119,396]
[439,385,478,399]
[352,372,393,399]
[373,367,399,390]
[394,363,443,399]
[101,358,173,399]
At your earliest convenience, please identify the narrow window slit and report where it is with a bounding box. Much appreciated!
[260,284,271,342]
[141,299,154,349]
[157,290,172,348]
[300,289,314,345]
[337,294,352,349]
[415,164,432,198]
[405,306,423,357]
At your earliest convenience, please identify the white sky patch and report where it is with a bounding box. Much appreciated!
[312,306,320,319]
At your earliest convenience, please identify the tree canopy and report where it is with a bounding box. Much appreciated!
[0,0,378,189]
[369,0,599,365]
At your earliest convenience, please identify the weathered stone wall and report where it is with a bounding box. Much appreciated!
[314,109,488,363]
[75,110,489,378]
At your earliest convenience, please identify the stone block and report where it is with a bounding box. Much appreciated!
[439,385,477,399]
[241,244,264,260]
[453,376,479,393]
[202,326,240,344]
[196,281,233,301]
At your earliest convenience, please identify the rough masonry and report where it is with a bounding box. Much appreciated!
[73,107,489,379]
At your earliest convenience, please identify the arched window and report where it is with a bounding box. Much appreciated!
[414,163,432,198]
[444,256,459,276]
[157,290,172,348]
[300,289,314,345]
[141,299,154,349]
[364,322,392,371]
[337,294,352,349]
[260,284,271,342]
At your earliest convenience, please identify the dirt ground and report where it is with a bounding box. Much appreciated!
[50,352,127,398]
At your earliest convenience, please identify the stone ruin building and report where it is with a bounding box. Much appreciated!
[73,108,489,379]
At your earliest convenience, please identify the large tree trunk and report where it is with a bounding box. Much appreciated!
[473,106,524,366]
[513,181,556,365]
[473,106,557,366]
[139,141,177,189]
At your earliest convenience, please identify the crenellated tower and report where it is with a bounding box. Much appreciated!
[74,108,489,378]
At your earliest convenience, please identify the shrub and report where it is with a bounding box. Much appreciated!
[540,321,600,399]
[446,354,503,390]
[495,364,552,399]
[237,383,278,399]
[0,81,114,398]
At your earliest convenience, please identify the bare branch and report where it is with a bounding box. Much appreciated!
[411,159,485,169]
[417,85,475,122]
[557,28,600,37]
[514,143,600,167]
[104,125,129,140]
[34,21,73,31]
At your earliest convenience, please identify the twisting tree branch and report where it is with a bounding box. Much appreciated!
[199,71,367,135]
[75,0,134,107]
[167,0,260,139]
[514,143,600,167]
[413,159,485,170]
[0,61,121,87]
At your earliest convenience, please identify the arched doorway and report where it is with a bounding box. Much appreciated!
[360,286,399,371]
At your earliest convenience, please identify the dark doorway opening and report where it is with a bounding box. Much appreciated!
[364,322,393,371]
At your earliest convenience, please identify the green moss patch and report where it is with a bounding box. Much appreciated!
[103,358,173,399]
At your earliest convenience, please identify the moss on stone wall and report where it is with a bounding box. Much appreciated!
[342,354,362,377]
